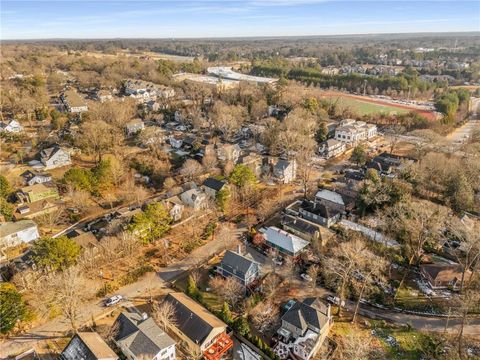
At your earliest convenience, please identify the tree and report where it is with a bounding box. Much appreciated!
[216,188,230,212]
[381,200,446,296]
[229,164,256,188]
[220,301,233,324]
[296,139,317,196]
[209,276,244,306]
[446,173,474,213]
[233,316,250,337]
[186,275,200,300]
[128,203,172,244]
[153,299,177,330]
[315,121,328,143]
[0,197,14,221]
[446,218,480,293]
[63,167,95,192]
[77,120,119,163]
[0,283,28,334]
[350,144,367,166]
[307,264,320,292]
[210,101,246,141]
[49,266,91,331]
[250,300,279,333]
[0,175,12,198]
[334,331,374,360]
[180,159,203,181]
[32,236,81,271]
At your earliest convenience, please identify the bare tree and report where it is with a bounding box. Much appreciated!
[153,299,177,331]
[209,276,244,306]
[77,120,121,164]
[446,218,480,293]
[210,101,246,141]
[180,159,203,181]
[249,300,279,333]
[333,331,374,360]
[307,264,320,293]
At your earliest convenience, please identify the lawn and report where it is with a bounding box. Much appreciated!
[323,96,410,116]
[332,320,446,360]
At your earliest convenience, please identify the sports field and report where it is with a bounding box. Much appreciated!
[324,96,410,116]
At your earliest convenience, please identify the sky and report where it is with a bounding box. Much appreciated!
[1,0,479,40]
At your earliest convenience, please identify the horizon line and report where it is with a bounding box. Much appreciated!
[2,30,479,42]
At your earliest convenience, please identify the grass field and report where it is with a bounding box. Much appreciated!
[324,96,410,116]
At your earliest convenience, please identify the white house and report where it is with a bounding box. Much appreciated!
[217,144,241,163]
[21,170,52,186]
[40,145,72,169]
[273,159,297,184]
[163,196,184,222]
[0,220,40,250]
[263,226,309,257]
[180,188,208,210]
[318,139,346,159]
[113,312,176,360]
[334,119,377,145]
[0,120,23,133]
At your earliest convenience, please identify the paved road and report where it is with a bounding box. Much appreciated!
[0,234,239,358]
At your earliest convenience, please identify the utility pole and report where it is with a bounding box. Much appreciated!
[363,79,367,96]
[444,307,451,334]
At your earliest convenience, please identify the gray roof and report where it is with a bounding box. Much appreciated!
[281,298,330,332]
[0,220,38,238]
[220,250,257,278]
[274,159,292,171]
[300,200,340,219]
[113,312,175,359]
[203,178,226,192]
[61,332,118,360]
[282,215,321,236]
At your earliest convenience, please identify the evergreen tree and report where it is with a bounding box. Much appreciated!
[220,301,233,324]
[0,283,29,334]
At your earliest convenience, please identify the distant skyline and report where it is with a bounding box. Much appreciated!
[1,1,479,40]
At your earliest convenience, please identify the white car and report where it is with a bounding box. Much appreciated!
[326,295,346,307]
[300,273,313,282]
[104,295,123,307]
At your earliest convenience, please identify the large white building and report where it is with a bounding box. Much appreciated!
[124,79,175,102]
[334,119,377,145]
[207,66,278,84]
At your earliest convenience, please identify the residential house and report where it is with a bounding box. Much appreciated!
[334,119,377,145]
[273,159,297,184]
[180,188,208,210]
[165,292,233,359]
[263,226,310,257]
[281,215,322,243]
[0,220,40,250]
[202,178,228,198]
[366,152,411,175]
[16,183,59,204]
[315,189,355,213]
[0,119,23,133]
[420,263,472,290]
[125,119,145,137]
[162,196,184,222]
[14,199,59,220]
[40,145,72,169]
[94,89,113,102]
[124,79,175,103]
[218,248,260,287]
[66,229,99,250]
[61,90,89,113]
[240,153,263,177]
[217,144,241,163]
[113,311,176,360]
[275,297,333,360]
[298,200,341,228]
[60,332,118,360]
[318,139,346,159]
[21,170,52,186]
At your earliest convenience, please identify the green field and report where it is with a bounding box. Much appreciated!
[324,96,410,116]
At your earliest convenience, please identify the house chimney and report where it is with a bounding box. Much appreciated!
[142,312,148,321]
[237,244,242,255]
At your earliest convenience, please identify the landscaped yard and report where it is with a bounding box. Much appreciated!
[323,96,410,116]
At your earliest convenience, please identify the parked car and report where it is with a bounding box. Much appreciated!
[326,295,346,307]
[282,299,296,313]
[272,256,284,266]
[300,273,313,282]
[104,295,123,307]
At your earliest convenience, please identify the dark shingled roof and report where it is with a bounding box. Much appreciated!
[165,292,226,347]
[282,215,321,236]
[281,298,330,332]
[202,177,226,192]
[220,250,257,279]
[300,200,340,219]
[113,312,175,359]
